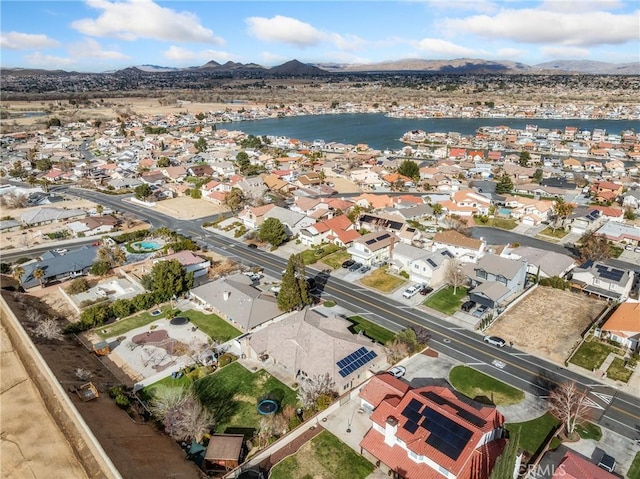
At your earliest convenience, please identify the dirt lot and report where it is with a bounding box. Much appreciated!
[1,289,204,479]
[149,196,229,219]
[486,286,607,364]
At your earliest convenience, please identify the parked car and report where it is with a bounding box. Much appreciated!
[483,335,506,348]
[635,247,640,253]
[341,259,355,269]
[388,366,406,378]
[598,454,616,473]
[247,243,258,249]
[461,300,477,312]
[358,265,371,274]
[473,305,488,318]
[402,286,420,299]
[349,262,363,272]
[54,248,68,255]
[419,285,434,296]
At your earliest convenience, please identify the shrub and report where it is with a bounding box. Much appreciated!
[66,277,90,295]
[539,276,569,290]
[323,300,336,307]
[217,352,237,367]
[108,386,131,409]
[399,270,409,279]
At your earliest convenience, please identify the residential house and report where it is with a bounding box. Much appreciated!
[595,222,640,247]
[432,231,486,263]
[622,185,640,212]
[500,245,575,279]
[348,231,398,266]
[19,246,99,289]
[289,196,330,220]
[66,215,118,237]
[295,172,322,188]
[408,249,455,287]
[501,196,554,226]
[570,260,634,301]
[359,380,506,479]
[568,207,604,235]
[189,273,281,331]
[238,204,313,237]
[440,189,492,217]
[261,173,296,193]
[298,214,360,247]
[551,451,617,479]
[590,180,623,203]
[600,301,640,351]
[19,207,87,227]
[466,254,528,309]
[353,193,395,209]
[155,250,211,278]
[241,309,387,392]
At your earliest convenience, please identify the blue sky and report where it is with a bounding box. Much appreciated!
[1,0,638,72]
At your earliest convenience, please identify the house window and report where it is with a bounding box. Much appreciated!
[343,383,349,391]
[408,450,419,462]
[497,275,508,285]
[477,269,488,280]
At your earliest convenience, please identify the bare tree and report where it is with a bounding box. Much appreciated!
[0,192,29,209]
[385,339,410,364]
[548,381,591,436]
[257,414,289,447]
[97,245,126,268]
[444,259,467,294]
[297,373,336,409]
[33,317,63,341]
[162,394,214,442]
[149,385,189,418]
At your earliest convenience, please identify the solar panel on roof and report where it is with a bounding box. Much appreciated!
[379,233,391,240]
[404,421,419,434]
[401,406,423,423]
[365,239,376,245]
[336,347,378,378]
[427,259,437,268]
[407,398,423,412]
[422,406,473,460]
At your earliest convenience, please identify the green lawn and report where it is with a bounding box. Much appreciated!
[474,217,517,230]
[347,315,396,344]
[360,268,406,293]
[321,250,352,269]
[575,422,602,441]
[180,310,241,342]
[97,307,171,339]
[300,244,342,265]
[507,412,561,455]
[538,227,569,239]
[139,372,193,402]
[449,366,524,406]
[606,357,634,382]
[628,451,640,479]
[270,431,374,479]
[569,340,617,371]
[423,287,467,315]
[193,362,298,434]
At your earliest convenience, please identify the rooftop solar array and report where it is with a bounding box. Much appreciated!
[336,347,377,378]
[421,391,486,427]
[595,264,624,282]
[364,232,392,246]
[427,259,437,268]
[400,393,476,460]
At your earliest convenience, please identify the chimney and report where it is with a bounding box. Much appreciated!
[223,291,230,301]
[384,416,398,446]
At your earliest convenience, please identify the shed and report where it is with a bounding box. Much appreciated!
[76,382,99,401]
[92,340,110,356]
[204,434,244,473]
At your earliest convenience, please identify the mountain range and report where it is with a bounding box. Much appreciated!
[2,58,638,76]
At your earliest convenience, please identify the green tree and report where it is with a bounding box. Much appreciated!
[79,303,112,329]
[157,156,170,168]
[223,188,245,213]
[90,260,111,276]
[97,245,126,268]
[533,168,543,184]
[489,428,520,479]
[578,232,612,262]
[551,198,574,232]
[32,267,45,287]
[397,159,419,180]
[236,151,250,173]
[47,117,61,128]
[624,208,637,221]
[194,137,207,153]
[195,112,205,121]
[518,151,530,167]
[495,174,514,194]
[189,188,202,199]
[431,203,443,224]
[66,277,90,294]
[143,260,194,301]
[277,254,311,311]
[96,204,104,215]
[258,217,287,247]
[134,183,153,200]
[110,299,133,319]
[12,265,25,286]
[35,158,53,171]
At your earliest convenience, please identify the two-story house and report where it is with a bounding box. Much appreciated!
[359,377,506,479]
[408,249,456,286]
[440,189,492,217]
[347,231,398,266]
[298,214,360,247]
[466,254,528,309]
[432,231,486,263]
[590,180,623,203]
[570,260,634,301]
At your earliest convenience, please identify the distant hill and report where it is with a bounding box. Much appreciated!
[135,64,179,72]
[316,58,532,74]
[267,59,327,76]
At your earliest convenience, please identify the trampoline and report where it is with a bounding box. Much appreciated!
[170,316,189,326]
[257,399,279,415]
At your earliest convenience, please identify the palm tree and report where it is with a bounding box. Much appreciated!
[12,265,25,286]
[552,199,574,232]
[432,203,443,225]
[32,267,45,287]
[96,204,104,215]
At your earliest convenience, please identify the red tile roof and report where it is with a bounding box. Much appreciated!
[552,451,617,479]
[359,374,410,409]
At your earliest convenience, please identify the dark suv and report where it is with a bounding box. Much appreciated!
[341,259,355,268]
[461,300,477,312]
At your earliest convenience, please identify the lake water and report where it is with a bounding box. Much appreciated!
[233,114,639,151]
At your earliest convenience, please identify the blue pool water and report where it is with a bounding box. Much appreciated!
[135,241,160,250]
[498,208,512,216]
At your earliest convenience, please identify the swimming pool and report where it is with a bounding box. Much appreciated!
[131,240,161,251]
[498,208,512,216]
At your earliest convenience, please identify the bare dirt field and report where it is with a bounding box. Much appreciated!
[1,289,204,479]
[0,322,91,479]
[147,196,229,219]
[486,286,607,364]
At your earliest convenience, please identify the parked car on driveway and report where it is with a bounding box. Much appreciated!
[473,305,488,318]
[461,300,477,312]
[402,286,420,299]
[358,265,371,274]
[483,335,506,348]
[388,366,406,378]
[341,259,355,269]
[349,262,363,272]
[419,285,434,296]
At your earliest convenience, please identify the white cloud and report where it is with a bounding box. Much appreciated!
[444,8,640,46]
[71,0,224,44]
[260,51,288,65]
[0,31,59,50]
[496,48,524,59]
[541,46,590,59]
[424,0,500,14]
[415,38,477,57]
[540,0,624,12]
[328,33,367,52]
[23,52,75,68]
[68,38,130,60]
[246,15,325,47]
[163,45,234,63]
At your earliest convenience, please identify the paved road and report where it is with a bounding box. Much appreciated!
[9,186,640,440]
